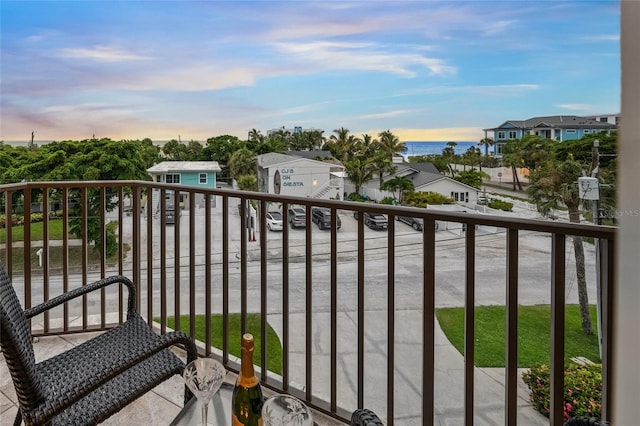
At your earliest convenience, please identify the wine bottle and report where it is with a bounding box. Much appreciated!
[232,333,264,425]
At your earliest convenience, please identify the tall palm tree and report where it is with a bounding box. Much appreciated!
[248,129,264,143]
[441,142,457,176]
[478,137,494,156]
[502,138,525,191]
[344,157,375,196]
[327,127,360,162]
[527,157,593,335]
[377,130,405,158]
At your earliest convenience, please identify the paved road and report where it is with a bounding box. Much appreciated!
[16,198,596,424]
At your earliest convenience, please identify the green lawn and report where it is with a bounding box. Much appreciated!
[165,313,283,375]
[0,219,68,242]
[436,304,600,367]
[0,219,129,272]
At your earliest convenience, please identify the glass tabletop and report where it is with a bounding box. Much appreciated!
[170,382,234,426]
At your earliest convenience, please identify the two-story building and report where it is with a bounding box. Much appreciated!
[256,151,345,200]
[147,161,221,213]
[484,115,617,156]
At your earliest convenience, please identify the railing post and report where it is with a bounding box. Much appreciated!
[550,233,566,426]
[505,228,519,425]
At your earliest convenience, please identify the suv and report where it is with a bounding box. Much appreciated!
[354,211,388,230]
[397,215,423,231]
[311,207,341,230]
[287,207,306,228]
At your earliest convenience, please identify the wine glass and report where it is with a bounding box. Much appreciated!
[183,357,226,426]
[261,394,313,426]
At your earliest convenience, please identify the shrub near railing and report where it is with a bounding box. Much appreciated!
[522,363,603,421]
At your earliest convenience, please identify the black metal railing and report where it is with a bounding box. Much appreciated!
[1,181,616,425]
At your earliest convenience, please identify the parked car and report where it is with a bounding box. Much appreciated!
[354,211,388,230]
[397,215,423,231]
[287,207,306,228]
[265,211,283,231]
[311,207,341,230]
[477,196,488,205]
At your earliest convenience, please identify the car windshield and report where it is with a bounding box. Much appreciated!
[269,212,282,220]
[292,209,304,215]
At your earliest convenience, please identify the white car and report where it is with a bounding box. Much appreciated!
[265,211,283,231]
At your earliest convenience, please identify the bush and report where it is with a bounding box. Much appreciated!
[522,363,602,421]
[347,193,369,202]
[380,196,395,205]
[488,199,513,211]
[404,191,454,207]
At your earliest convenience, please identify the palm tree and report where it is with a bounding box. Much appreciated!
[478,137,494,156]
[228,147,257,180]
[502,138,525,191]
[248,129,264,143]
[377,130,405,158]
[441,142,457,176]
[527,157,593,335]
[327,127,358,162]
[344,157,375,196]
[381,176,414,204]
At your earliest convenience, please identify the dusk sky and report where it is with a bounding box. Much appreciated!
[0,1,620,144]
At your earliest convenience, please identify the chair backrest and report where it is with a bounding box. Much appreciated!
[0,263,44,413]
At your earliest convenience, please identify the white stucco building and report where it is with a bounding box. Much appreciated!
[256,152,345,200]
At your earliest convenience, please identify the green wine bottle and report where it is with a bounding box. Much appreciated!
[232,333,264,425]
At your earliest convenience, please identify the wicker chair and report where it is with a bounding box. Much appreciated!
[0,264,198,426]
[351,408,384,425]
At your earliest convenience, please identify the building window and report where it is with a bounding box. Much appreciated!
[584,129,590,134]
[509,131,517,139]
[566,129,576,133]
[166,174,180,184]
[600,117,608,123]
[497,131,506,139]
[496,143,504,155]
[199,173,207,184]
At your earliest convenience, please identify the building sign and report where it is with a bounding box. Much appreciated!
[279,168,304,187]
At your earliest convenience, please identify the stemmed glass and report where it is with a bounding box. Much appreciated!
[183,357,226,426]
[262,394,313,426]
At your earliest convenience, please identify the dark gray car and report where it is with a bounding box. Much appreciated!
[311,207,341,230]
[397,215,423,231]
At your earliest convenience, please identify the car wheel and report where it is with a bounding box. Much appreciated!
[412,223,419,231]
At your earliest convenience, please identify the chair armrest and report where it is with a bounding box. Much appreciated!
[24,275,137,319]
[351,408,384,426]
[36,324,199,421]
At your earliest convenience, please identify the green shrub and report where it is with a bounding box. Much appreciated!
[404,191,454,207]
[488,199,513,211]
[347,192,369,202]
[522,363,602,421]
[380,196,395,205]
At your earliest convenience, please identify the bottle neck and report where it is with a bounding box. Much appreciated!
[238,338,259,387]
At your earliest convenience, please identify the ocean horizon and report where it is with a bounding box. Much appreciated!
[403,141,489,157]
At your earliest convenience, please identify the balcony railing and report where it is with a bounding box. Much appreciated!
[0,180,616,425]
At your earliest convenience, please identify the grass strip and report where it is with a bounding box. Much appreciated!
[436,304,600,367]
[165,313,283,375]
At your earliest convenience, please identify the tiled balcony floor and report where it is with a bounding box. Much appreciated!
[0,332,344,426]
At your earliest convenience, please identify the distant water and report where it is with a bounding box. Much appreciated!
[403,141,479,157]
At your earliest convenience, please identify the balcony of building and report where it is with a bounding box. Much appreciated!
[0,179,619,425]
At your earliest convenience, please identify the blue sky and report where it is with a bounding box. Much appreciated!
[0,1,620,143]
